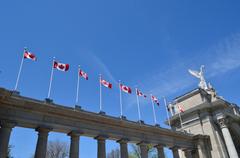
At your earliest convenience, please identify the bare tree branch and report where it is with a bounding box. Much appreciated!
[46,140,69,158]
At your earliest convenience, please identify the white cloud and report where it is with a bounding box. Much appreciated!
[126,33,240,108]
[208,33,240,76]
[81,33,240,109]
[156,33,240,96]
[88,53,118,84]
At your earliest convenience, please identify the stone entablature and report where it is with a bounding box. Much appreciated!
[171,89,211,113]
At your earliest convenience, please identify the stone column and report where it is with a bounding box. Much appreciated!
[137,142,148,158]
[68,131,82,158]
[230,122,240,139]
[155,145,165,158]
[0,121,15,158]
[218,118,238,158]
[170,147,180,158]
[95,136,107,158]
[34,127,51,158]
[183,149,193,158]
[117,139,129,158]
[194,136,209,158]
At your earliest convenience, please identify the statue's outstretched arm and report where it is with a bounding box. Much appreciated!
[188,69,201,78]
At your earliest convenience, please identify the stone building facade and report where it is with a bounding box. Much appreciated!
[169,87,240,158]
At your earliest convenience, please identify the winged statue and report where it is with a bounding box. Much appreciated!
[188,65,208,90]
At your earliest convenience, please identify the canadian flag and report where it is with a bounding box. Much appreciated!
[136,89,147,98]
[100,79,112,89]
[151,95,160,106]
[24,50,36,61]
[178,105,184,113]
[120,84,132,94]
[53,61,69,71]
[79,70,88,80]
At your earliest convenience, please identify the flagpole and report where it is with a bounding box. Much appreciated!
[135,88,141,121]
[151,94,157,125]
[99,74,103,112]
[14,47,26,91]
[163,97,171,127]
[119,80,123,118]
[75,65,80,105]
[47,57,55,99]
[178,110,184,129]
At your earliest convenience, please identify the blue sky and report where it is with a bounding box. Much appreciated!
[0,0,240,158]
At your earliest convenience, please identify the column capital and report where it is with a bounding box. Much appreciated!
[183,149,193,158]
[182,148,193,152]
[117,138,129,144]
[94,135,108,141]
[0,120,16,128]
[217,118,229,129]
[155,144,165,149]
[137,141,149,146]
[35,127,52,133]
[68,130,83,137]
[169,146,180,151]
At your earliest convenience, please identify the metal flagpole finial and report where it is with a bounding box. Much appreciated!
[52,57,56,63]
[52,57,56,62]
[135,85,138,92]
[119,80,122,86]
[135,85,138,89]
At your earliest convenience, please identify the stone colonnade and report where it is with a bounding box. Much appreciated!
[0,121,197,158]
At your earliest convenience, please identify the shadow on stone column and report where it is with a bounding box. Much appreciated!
[68,131,83,158]
[95,135,108,158]
[183,149,193,158]
[0,121,16,158]
[218,118,239,158]
[193,135,212,158]
[137,142,148,158]
[34,127,51,158]
[170,146,180,158]
[155,144,165,158]
[117,138,129,158]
